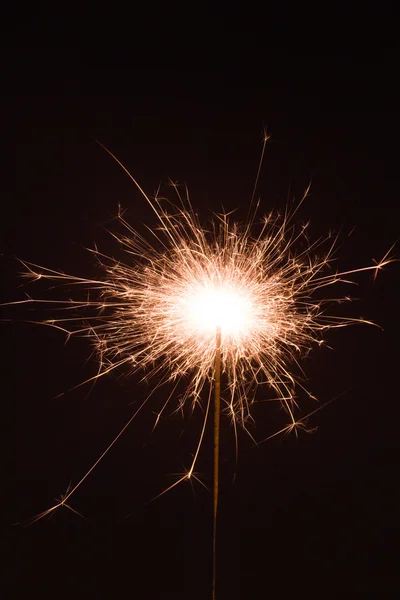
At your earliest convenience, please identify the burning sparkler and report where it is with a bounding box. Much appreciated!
[8,138,395,599]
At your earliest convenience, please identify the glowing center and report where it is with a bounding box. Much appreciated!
[185,285,253,337]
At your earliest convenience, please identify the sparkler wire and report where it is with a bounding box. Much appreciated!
[213,326,221,600]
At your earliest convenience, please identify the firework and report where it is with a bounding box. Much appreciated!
[15,166,391,443]
[9,139,394,598]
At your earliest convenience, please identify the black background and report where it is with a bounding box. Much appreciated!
[3,6,400,599]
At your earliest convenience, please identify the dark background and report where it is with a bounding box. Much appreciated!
[3,6,400,599]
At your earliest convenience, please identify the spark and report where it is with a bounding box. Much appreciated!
[8,139,395,523]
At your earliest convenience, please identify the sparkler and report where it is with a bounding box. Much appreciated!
[9,138,395,599]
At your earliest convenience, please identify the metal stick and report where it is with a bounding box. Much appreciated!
[212,326,221,600]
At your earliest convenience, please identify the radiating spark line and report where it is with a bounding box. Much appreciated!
[258,386,357,444]
[21,394,153,524]
[148,380,213,504]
